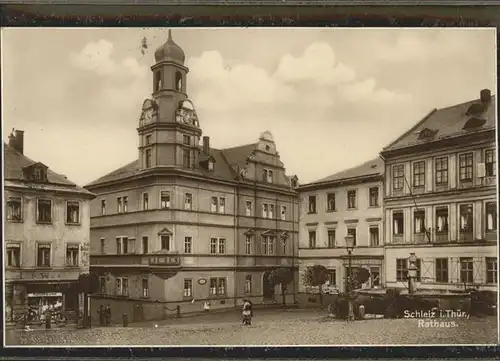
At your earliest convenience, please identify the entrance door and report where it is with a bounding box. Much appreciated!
[262,271,274,300]
[133,303,144,322]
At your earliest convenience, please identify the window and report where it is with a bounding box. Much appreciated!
[245,275,252,293]
[116,237,128,254]
[414,210,426,234]
[184,193,192,210]
[245,201,252,216]
[459,153,473,181]
[183,135,190,145]
[486,202,497,232]
[460,257,474,283]
[161,235,170,251]
[66,244,79,267]
[413,161,425,188]
[327,193,336,211]
[219,197,225,213]
[486,258,498,284]
[116,278,122,295]
[308,231,316,248]
[308,195,317,213]
[281,205,287,220]
[99,277,106,294]
[100,238,105,254]
[218,278,226,295]
[436,207,449,233]
[435,258,448,283]
[370,267,380,287]
[160,191,171,209]
[34,167,42,181]
[123,196,128,212]
[143,193,149,210]
[183,149,191,168]
[262,204,268,218]
[6,197,22,221]
[117,197,122,213]
[263,169,273,183]
[209,278,227,296]
[347,190,357,209]
[37,199,52,223]
[184,237,192,253]
[245,235,252,255]
[393,211,404,235]
[211,197,218,213]
[37,244,51,267]
[485,149,496,177]
[183,279,193,298]
[210,238,217,254]
[347,228,357,246]
[121,278,129,296]
[327,229,336,248]
[369,227,379,246]
[218,239,226,254]
[269,204,274,219]
[369,187,379,207]
[145,135,152,145]
[208,160,214,171]
[209,278,217,296]
[435,157,448,185]
[101,200,106,215]
[142,279,149,298]
[396,259,408,281]
[459,204,473,233]
[327,269,336,286]
[261,237,267,255]
[145,148,152,168]
[393,165,404,190]
[6,244,20,267]
[267,237,275,255]
[142,236,148,254]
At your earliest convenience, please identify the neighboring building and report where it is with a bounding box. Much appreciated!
[298,157,385,295]
[380,89,497,292]
[85,30,299,322]
[4,130,95,324]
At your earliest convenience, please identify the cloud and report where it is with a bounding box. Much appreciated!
[70,39,147,79]
[188,41,410,114]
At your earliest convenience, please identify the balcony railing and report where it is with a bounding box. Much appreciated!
[434,232,449,243]
[413,233,427,244]
[392,234,405,244]
[459,231,474,242]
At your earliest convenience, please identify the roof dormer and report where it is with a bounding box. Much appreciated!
[199,154,216,171]
[463,117,487,130]
[417,127,438,140]
[22,162,48,183]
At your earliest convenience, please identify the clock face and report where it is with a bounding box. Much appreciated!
[177,108,198,126]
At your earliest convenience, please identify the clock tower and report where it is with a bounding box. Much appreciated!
[137,30,202,170]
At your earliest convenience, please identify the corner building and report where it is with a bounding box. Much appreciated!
[298,158,385,296]
[85,31,299,322]
[380,89,497,292]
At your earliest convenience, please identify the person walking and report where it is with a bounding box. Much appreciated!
[242,299,252,326]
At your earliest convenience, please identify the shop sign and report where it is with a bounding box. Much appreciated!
[27,292,62,298]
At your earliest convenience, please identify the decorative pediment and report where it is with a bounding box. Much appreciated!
[244,229,255,236]
[261,230,276,237]
[158,227,173,235]
[280,231,289,241]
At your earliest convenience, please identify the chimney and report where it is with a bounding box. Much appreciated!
[480,89,491,104]
[14,130,24,154]
[203,136,210,154]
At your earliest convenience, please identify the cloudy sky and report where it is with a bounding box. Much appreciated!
[2,28,496,186]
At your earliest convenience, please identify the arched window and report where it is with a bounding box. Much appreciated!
[154,71,162,92]
[175,71,183,91]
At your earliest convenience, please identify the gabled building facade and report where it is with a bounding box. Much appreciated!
[4,130,95,324]
[298,157,385,295]
[380,89,497,292]
[85,31,299,322]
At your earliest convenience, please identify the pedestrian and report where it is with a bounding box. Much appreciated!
[105,304,111,325]
[242,299,252,325]
[98,305,105,326]
[203,301,211,312]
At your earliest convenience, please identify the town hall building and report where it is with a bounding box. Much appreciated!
[85,30,299,322]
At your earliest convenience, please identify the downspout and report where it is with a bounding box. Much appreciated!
[233,184,238,308]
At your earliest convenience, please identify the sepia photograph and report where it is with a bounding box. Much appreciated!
[2,27,498,346]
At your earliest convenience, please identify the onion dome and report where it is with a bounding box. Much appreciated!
[154,29,185,65]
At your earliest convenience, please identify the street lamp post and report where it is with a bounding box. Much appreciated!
[345,235,355,322]
[408,253,418,295]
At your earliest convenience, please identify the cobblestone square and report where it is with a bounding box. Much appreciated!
[6,310,497,346]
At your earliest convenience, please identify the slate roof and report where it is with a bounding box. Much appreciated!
[4,143,93,196]
[302,157,384,187]
[85,143,259,188]
[382,95,496,152]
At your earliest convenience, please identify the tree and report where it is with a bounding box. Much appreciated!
[302,265,329,308]
[350,267,371,290]
[269,268,294,307]
[77,273,100,328]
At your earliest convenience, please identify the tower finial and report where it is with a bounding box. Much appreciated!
[168,29,172,40]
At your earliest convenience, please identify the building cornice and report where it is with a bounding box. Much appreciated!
[298,174,383,192]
